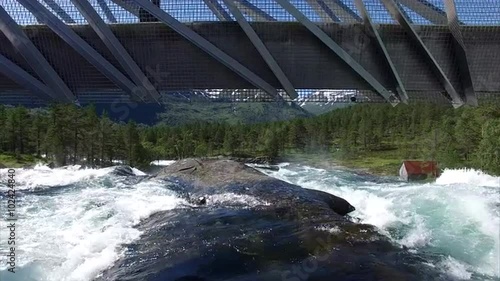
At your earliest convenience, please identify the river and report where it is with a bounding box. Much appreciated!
[0,162,498,281]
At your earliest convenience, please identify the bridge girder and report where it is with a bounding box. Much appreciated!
[354,0,408,104]
[0,5,74,102]
[233,0,276,22]
[276,0,400,105]
[41,0,76,24]
[320,0,362,23]
[118,0,281,100]
[307,0,341,22]
[0,53,54,102]
[112,0,140,17]
[381,0,465,108]
[396,0,448,25]
[444,0,477,106]
[203,0,233,21]
[223,0,297,99]
[17,0,146,101]
[307,0,362,23]
[71,0,161,103]
[96,0,118,23]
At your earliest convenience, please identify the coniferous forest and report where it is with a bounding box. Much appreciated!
[0,103,499,175]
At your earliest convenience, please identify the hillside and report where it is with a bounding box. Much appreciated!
[158,100,311,126]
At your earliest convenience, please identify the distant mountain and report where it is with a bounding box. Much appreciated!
[20,90,360,126]
[155,89,372,125]
[296,90,358,115]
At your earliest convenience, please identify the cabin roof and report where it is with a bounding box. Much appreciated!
[402,161,439,175]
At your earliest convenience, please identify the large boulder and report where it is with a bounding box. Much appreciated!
[96,159,445,281]
[155,159,355,217]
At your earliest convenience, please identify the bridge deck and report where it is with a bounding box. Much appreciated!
[0,0,499,105]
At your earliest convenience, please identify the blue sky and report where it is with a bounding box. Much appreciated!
[2,0,499,25]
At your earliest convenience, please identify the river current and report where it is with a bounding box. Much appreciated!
[0,162,498,281]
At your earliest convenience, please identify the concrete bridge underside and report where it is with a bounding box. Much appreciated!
[0,1,499,106]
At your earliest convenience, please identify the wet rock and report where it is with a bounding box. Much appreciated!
[304,188,355,216]
[155,159,354,217]
[111,165,136,177]
[188,196,206,206]
[22,164,34,169]
[253,164,280,171]
[96,159,445,281]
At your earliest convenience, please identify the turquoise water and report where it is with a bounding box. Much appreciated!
[0,163,498,281]
[259,163,500,280]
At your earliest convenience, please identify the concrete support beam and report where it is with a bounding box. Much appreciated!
[276,0,399,105]
[381,0,464,107]
[354,0,408,103]
[444,0,477,106]
[204,0,233,21]
[139,0,159,22]
[0,53,54,102]
[18,0,145,101]
[307,0,340,22]
[113,0,140,17]
[96,0,117,23]
[397,1,413,24]
[322,0,362,23]
[71,0,161,102]
[234,0,276,22]
[0,6,74,102]
[223,0,297,99]
[120,0,279,100]
[41,0,76,24]
[397,0,447,25]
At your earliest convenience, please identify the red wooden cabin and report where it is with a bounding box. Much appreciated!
[399,161,439,182]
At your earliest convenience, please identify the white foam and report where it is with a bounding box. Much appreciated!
[399,217,432,248]
[0,170,184,281]
[266,165,500,279]
[278,162,290,168]
[207,193,269,207]
[439,257,473,280]
[131,167,146,176]
[436,168,500,187]
[0,164,112,190]
[149,160,176,166]
[0,165,148,191]
[315,226,341,234]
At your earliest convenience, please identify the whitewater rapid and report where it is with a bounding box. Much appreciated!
[0,164,184,281]
[0,163,498,281]
[260,164,500,280]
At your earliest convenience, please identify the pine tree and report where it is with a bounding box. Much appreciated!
[476,119,500,174]
[223,127,238,155]
[263,128,280,160]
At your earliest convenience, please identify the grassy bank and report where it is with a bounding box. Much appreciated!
[0,154,44,168]
[281,150,402,177]
[0,151,405,177]
[337,151,401,176]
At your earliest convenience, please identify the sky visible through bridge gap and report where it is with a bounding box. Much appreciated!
[2,0,500,26]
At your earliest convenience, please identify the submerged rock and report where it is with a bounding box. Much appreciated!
[111,165,137,177]
[253,164,280,171]
[96,159,446,281]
